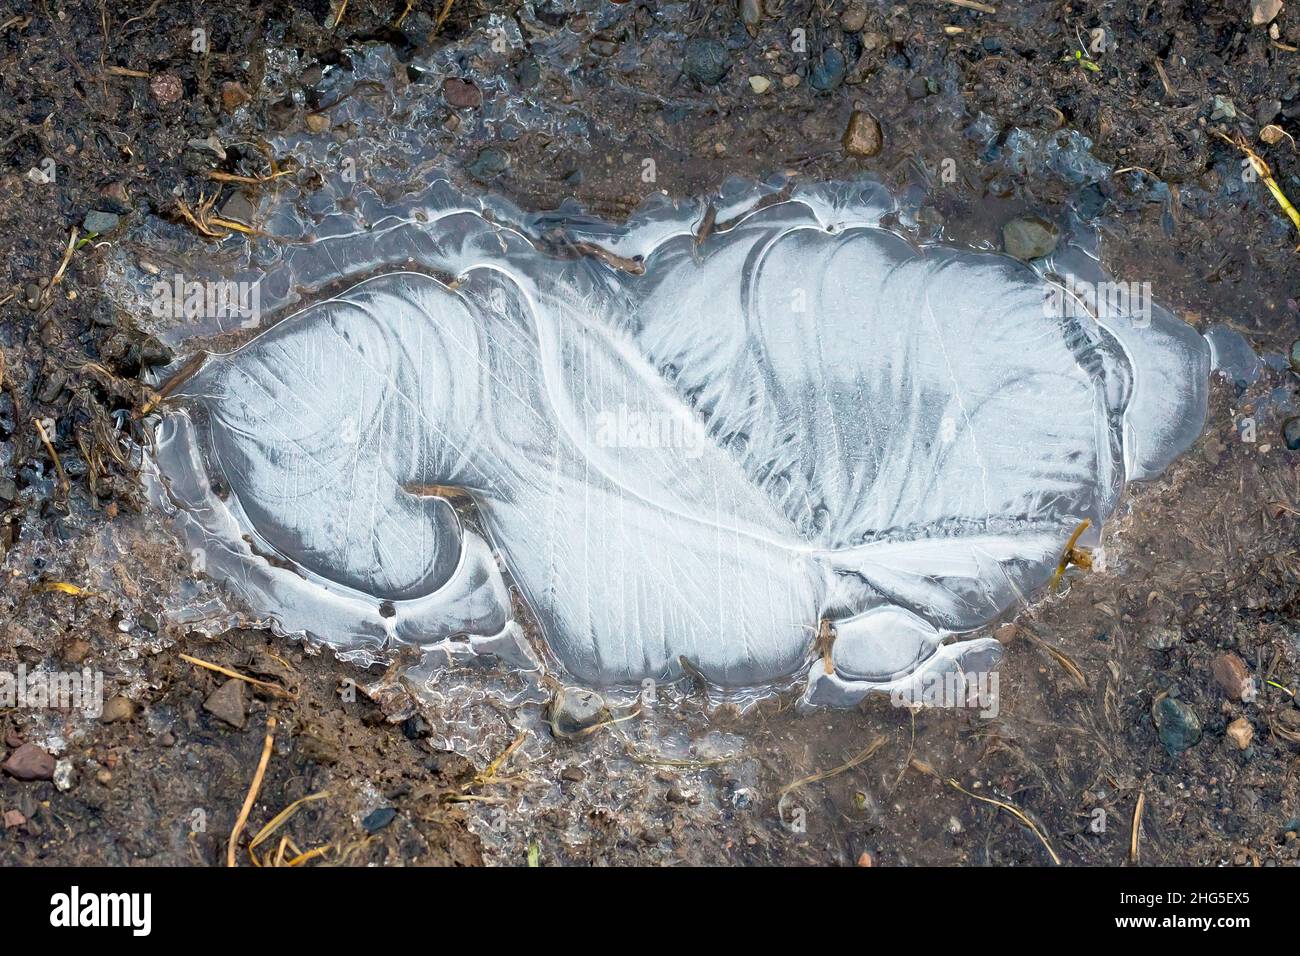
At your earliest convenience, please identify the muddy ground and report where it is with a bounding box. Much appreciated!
[2,0,1300,866]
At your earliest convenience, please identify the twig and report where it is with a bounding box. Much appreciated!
[947,778,1061,865]
[249,790,331,864]
[1050,518,1092,588]
[434,0,455,32]
[179,652,296,699]
[205,170,293,185]
[938,0,997,12]
[32,581,90,596]
[1214,130,1300,234]
[1130,791,1145,863]
[228,715,277,867]
[33,418,69,495]
[37,227,79,313]
[1017,625,1087,689]
[140,352,207,416]
[778,736,885,806]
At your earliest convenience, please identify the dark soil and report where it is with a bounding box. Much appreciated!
[2,0,1299,866]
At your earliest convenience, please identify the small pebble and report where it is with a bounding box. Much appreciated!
[842,111,883,157]
[1001,216,1059,260]
[1283,416,1300,451]
[203,678,247,729]
[1210,95,1237,121]
[362,807,397,833]
[1226,717,1254,750]
[840,5,867,32]
[548,687,606,737]
[82,210,120,235]
[150,72,184,105]
[683,38,731,85]
[809,47,846,91]
[468,147,510,181]
[2,743,54,781]
[748,75,771,94]
[443,78,483,109]
[53,759,74,792]
[1210,652,1252,700]
[1252,0,1283,25]
[100,696,135,724]
[1152,697,1202,754]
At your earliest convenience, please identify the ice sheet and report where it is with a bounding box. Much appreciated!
[150,181,1211,705]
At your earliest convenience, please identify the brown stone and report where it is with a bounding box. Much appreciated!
[1261,124,1288,145]
[1211,652,1252,700]
[221,81,251,112]
[61,638,92,665]
[3,743,55,781]
[150,72,184,106]
[1226,717,1254,749]
[443,78,483,109]
[100,695,135,724]
[842,111,882,158]
[3,810,25,829]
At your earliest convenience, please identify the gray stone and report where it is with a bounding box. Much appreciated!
[683,38,730,85]
[1001,216,1058,260]
[1252,0,1283,26]
[810,48,846,92]
[1152,697,1202,753]
[1211,95,1237,121]
[83,210,120,235]
[1283,417,1300,451]
[362,807,396,833]
[468,147,510,181]
[1143,624,1182,650]
[203,678,247,729]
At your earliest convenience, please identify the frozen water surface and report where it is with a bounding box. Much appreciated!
[150,181,1210,706]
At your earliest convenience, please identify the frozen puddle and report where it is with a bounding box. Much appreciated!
[149,181,1210,706]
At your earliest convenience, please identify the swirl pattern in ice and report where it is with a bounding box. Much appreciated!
[153,182,1209,706]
